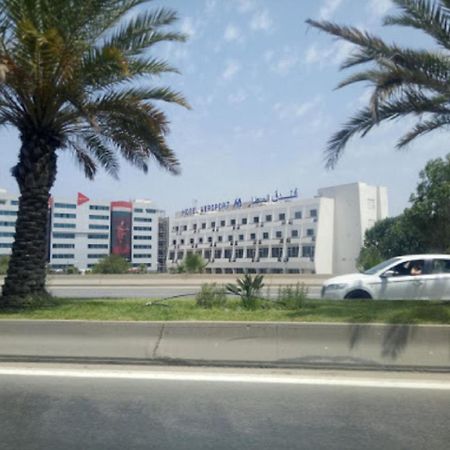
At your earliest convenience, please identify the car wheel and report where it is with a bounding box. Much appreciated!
[344,290,372,300]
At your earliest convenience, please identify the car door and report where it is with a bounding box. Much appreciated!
[424,258,450,300]
[378,259,426,300]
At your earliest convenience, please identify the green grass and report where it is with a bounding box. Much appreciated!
[0,298,449,324]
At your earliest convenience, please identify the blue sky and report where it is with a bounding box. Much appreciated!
[0,0,447,215]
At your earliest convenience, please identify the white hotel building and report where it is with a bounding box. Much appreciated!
[167,182,388,275]
[0,189,163,272]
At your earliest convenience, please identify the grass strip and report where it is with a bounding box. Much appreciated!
[0,298,449,324]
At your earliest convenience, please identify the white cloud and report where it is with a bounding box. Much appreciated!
[228,89,248,104]
[273,97,321,120]
[224,24,241,42]
[368,0,392,18]
[235,0,256,13]
[180,17,197,38]
[319,0,343,20]
[304,40,355,67]
[250,9,273,32]
[205,0,217,13]
[222,60,240,80]
[272,54,298,75]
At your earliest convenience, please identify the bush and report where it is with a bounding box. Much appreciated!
[65,265,80,274]
[196,283,227,309]
[226,274,265,309]
[277,283,308,309]
[178,253,207,273]
[0,256,9,275]
[92,255,131,274]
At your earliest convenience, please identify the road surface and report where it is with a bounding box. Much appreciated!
[0,364,449,450]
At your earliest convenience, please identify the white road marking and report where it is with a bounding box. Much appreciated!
[0,367,449,390]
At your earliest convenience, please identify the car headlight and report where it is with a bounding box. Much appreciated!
[325,283,348,290]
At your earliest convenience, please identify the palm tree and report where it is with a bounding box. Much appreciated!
[0,0,189,306]
[306,0,450,168]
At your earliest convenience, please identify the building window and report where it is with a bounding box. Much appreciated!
[276,231,282,238]
[228,235,233,242]
[89,214,109,220]
[54,203,76,209]
[54,213,76,219]
[265,215,272,222]
[87,233,108,239]
[0,210,17,216]
[180,239,185,245]
[310,209,317,218]
[291,229,299,238]
[262,232,269,239]
[258,247,269,258]
[306,229,314,237]
[134,208,144,213]
[88,244,108,249]
[302,245,315,258]
[53,232,75,239]
[134,245,151,249]
[211,221,216,228]
[253,216,259,223]
[0,243,12,248]
[134,235,152,240]
[224,249,232,259]
[241,218,247,225]
[10,200,19,206]
[193,224,197,231]
[214,249,221,259]
[235,249,244,258]
[220,220,225,227]
[169,251,175,260]
[279,213,286,221]
[52,243,75,249]
[89,224,109,230]
[90,205,109,211]
[133,254,152,259]
[201,223,206,229]
[218,236,223,242]
[271,247,282,258]
[204,250,211,260]
[246,248,255,259]
[54,223,76,229]
[172,240,176,245]
[134,217,152,223]
[133,226,151,231]
[190,238,194,244]
[294,211,302,219]
[230,219,236,226]
[52,254,75,259]
[145,209,157,214]
[207,237,212,243]
[239,234,244,241]
[199,238,203,244]
[367,199,375,210]
[183,225,187,231]
[88,254,108,259]
[250,233,256,240]
[287,246,299,257]
[0,221,15,227]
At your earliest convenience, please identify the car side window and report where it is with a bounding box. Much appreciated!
[389,260,425,276]
[431,259,450,274]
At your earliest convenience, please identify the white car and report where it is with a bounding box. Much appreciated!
[321,254,450,300]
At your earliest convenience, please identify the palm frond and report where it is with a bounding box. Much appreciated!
[397,113,450,147]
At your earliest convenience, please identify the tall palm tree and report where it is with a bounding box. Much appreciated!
[306,0,450,168]
[0,0,189,306]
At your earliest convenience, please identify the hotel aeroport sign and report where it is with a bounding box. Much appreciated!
[180,189,298,217]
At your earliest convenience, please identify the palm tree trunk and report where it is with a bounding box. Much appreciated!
[1,137,57,307]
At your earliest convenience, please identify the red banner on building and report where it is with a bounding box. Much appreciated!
[110,201,132,260]
[77,192,90,206]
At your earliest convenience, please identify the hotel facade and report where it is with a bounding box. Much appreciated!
[167,182,388,275]
[0,189,164,272]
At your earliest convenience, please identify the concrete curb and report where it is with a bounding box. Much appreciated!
[0,320,449,371]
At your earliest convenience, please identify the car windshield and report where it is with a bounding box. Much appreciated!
[363,257,402,275]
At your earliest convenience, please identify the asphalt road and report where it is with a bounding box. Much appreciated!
[47,285,322,299]
[0,365,449,450]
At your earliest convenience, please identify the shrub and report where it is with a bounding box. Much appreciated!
[178,253,207,273]
[196,283,227,309]
[226,274,265,309]
[0,256,9,275]
[277,283,308,309]
[92,255,131,274]
[65,265,80,274]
